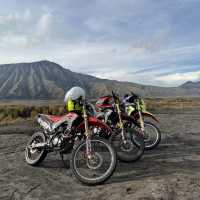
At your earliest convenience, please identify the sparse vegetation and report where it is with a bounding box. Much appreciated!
[0,98,200,125]
[0,103,66,125]
[145,97,200,112]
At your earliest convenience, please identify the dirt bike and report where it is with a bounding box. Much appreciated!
[94,91,145,162]
[25,100,117,185]
[123,92,161,150]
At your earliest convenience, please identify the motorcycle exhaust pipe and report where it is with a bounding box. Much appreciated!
[28,142,47,149]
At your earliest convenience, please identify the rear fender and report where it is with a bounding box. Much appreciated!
[132,111,159,123]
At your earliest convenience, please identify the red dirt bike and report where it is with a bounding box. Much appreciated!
[123,92,161,150]
[96,92,161,150]
[94,91,145,162]
[25,100,117,185]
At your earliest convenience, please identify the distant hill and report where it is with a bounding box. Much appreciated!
[0,60,199,100]
[180,81,200,89]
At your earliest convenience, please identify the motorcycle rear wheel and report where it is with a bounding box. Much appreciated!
[127,117,161,150]
[143,121,161,150]
[25,132,47,166]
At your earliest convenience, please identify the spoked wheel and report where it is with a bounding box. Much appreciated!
[143,121,161,150]
[126,119,161,151]
[25,132,47,166]
[110,128,145,162]
[71,138,117,185]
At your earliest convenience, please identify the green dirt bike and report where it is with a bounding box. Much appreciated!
[123,92,161,150]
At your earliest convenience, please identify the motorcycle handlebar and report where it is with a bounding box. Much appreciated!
[111,91,119,104]
[131,92,139,99]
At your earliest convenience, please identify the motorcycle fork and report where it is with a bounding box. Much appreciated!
[116,104,127,144]
[83,105,92,159]
[137,102,145,135]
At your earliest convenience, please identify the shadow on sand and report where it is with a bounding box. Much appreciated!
[37,135,200,185]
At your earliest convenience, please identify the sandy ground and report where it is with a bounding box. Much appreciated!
[0,110,200,200]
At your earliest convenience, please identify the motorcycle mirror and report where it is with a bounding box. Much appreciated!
[111,91,117,103]
[131,92,139,99]
[111,90,115,97]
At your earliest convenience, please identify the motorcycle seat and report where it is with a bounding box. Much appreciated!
[45,115,67,123]
[38,113,79,130]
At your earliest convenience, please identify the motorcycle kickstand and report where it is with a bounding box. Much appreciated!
[60,152,69,168]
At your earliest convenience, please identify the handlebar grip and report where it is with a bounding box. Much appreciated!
[111,90,115,97]
[111,91,116,101]
[131,92,139,99]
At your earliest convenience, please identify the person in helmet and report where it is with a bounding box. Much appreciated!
[64,86,86,114]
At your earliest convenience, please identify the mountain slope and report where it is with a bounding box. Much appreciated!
[0,60,199,100]
[0,61,87,99]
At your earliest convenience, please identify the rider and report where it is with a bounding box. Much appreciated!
[64,86,85,115]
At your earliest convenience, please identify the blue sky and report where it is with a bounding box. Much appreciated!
[0,0,200,86]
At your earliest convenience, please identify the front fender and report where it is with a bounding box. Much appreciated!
[121,113,140,127]
[76,117,113,135]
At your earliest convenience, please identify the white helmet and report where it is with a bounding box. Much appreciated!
[64,86,85,102]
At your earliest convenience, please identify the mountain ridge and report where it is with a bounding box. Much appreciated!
[0,60,199,100]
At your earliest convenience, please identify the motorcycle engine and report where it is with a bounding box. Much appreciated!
[52,135,62,146]
[50,126,73,153]
[105,110,118,127]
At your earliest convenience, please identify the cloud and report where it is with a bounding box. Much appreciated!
[36,13,53,36]
[0,34,29,48]
[0,9,31,25]
[0,0,200,86]
[155,71,200,85]
[0,9,56,49]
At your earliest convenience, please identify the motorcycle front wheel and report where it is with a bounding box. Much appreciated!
[71,138,117,185]
[110,128,145,162]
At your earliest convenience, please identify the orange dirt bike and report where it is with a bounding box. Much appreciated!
[123,92,161,150]
[25,99,117,185]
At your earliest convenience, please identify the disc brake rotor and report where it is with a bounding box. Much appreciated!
[29,141,39,154]
[120,140,134,152]
[30,148,37,154]
[86,152,103,170]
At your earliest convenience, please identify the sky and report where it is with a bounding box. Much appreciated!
[0,0,200,87]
